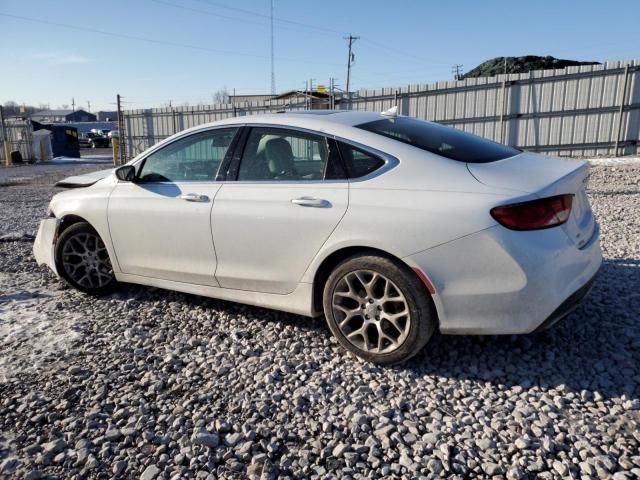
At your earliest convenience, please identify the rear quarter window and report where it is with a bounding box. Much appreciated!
[356,117,519,163]
[338,142,386,178]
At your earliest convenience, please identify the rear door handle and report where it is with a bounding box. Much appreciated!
[291,196,331,208]
[179,193,210,203]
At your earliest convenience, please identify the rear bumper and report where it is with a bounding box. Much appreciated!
[533,270,598,332]
[405,222,602,335]
[33,217,59,276]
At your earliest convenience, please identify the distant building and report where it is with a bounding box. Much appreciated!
[31,109,97,123]
[97,111,117,121]
[227,94,277,104]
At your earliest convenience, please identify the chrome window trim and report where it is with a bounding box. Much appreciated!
[127,122,400,185]
[130,125,241,184]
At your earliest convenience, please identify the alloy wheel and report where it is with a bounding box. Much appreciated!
[61,232,113,289]
[332,269,411,354]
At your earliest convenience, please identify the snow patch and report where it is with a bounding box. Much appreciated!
[0,273,82,383]
[586,156,640,166]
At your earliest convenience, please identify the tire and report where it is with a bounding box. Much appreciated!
[54,222,117,295]
[323,254,436,365]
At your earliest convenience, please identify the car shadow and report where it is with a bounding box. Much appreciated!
[107,258,638,400]
[404,257,639,401]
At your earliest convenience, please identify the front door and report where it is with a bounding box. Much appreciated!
[108,127,238,286]
[212,126,349,294]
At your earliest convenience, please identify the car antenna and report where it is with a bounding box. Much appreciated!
[381,105,398,117]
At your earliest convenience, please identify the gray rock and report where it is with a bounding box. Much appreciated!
[43,438,66,455]
[0,458,20,474]
[192,432,220,448]
[141,464,161,480]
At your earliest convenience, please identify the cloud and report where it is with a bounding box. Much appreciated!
[30,52,92,64]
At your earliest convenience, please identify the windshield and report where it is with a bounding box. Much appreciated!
[356,117,520,163]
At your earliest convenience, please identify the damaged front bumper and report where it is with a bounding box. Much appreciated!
[33,217,60,276]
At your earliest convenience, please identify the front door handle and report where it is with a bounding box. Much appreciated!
[291,196,331,208]
[179,193,210,203]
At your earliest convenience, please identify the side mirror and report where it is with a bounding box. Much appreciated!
[115,165,136,182]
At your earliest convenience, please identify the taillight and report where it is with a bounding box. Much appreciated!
[490,194,573,231]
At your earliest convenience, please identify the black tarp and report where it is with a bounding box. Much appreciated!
[32,120,80,158]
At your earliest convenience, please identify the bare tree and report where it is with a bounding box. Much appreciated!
[212,87,230,105]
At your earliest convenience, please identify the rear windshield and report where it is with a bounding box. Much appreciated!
[356,117,520,163]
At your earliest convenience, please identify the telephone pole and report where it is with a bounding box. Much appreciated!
[71,97,76,112]
[344,34,359,94]
[452,64,464,81]
[87,100,91,112]
[270,0,276,94]
[116,94,126,165]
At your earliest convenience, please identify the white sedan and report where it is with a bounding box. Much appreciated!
[33,110,601,364]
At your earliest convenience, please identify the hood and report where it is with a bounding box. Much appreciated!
[55,168,114,188]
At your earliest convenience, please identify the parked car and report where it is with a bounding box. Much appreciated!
[33,111,601,364]
[79,131,110,149]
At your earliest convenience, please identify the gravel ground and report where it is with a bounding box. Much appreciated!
[0,160,639,479]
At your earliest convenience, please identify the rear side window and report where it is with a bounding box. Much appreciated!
[338,142,385,178]
[356,117,519,163]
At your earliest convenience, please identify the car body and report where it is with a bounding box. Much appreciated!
[79,131,110,148]
[33,110,601,363]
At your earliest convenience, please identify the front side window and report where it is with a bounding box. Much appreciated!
[356,117,519,163]
[237,128,330,181]
[138,128,238,182]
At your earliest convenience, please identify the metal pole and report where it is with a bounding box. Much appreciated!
[116,94,125,165]
[0,105,10,166]
[500,67,509,144]
[614,64,630,157]
[270,0,276,95]
[345,34,359,96]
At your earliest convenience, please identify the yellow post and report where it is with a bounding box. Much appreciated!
[3,142,11,166]
[112,137,119,166]
[40,139,46,162]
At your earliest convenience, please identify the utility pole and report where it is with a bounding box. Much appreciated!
[344,34,359,95]
[270,0,276,94]
[116,94,126,165]
[452,64,464,81]
[87,100,91,112]
[71,97,75,112]
[329,77,335,109]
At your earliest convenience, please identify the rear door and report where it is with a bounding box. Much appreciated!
[212,126,348,294]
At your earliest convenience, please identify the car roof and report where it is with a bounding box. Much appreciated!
[181,110,388,136]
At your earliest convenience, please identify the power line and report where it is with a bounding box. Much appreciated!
[192,0,345,35]
[0,12,343,67]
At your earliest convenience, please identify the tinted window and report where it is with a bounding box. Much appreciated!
[356,117,519,163]
[138,128,237,182]
[238,128,329,181]
[338,142,385,178]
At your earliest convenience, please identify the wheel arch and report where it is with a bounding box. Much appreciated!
[311,246,439,320]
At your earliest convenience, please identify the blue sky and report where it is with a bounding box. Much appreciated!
[0,0,638,112]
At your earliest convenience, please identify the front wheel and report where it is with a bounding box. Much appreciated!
[323,254,436,365]
[54,222,117,294]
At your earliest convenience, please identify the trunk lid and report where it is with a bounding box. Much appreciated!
[468,152,596,248]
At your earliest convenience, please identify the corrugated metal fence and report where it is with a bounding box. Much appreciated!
[121,59,640,160]
[0,119,33,163]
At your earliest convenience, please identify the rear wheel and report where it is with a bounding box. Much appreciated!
[323,254,436,364]
[55,222,116,294]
